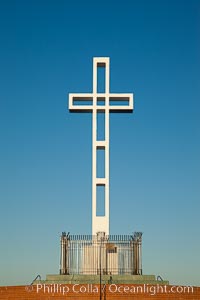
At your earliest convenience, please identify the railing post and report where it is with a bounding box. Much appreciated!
[130,236,134,275]
[133,232,143,275]
[97,232,105,300]
[60,232,69,275]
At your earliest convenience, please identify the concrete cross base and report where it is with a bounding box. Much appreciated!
[34,274,169,285]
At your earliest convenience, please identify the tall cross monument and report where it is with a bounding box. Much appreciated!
[69,57,133,236]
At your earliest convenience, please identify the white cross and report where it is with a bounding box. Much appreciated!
[69,57,133,236]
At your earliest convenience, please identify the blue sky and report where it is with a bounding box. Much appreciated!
[0,0,199,287]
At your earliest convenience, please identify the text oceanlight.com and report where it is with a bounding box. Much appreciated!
[31,283,194,296]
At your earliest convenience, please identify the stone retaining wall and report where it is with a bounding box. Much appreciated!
[0,284,199,299]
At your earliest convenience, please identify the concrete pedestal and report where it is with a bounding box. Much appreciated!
[34,274,169,285]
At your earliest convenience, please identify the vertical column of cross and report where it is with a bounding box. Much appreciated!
[92,58,97,236]
[92,57,110,236]
[105,58,110,236]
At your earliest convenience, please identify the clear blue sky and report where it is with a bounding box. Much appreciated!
[0,0,199,287]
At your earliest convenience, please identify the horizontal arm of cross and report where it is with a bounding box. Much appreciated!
[69,93,134,112]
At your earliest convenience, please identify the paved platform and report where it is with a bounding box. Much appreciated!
[34,274,169,285]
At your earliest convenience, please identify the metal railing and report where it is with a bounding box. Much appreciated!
[60,232,142,275]
[30,274,41,285]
